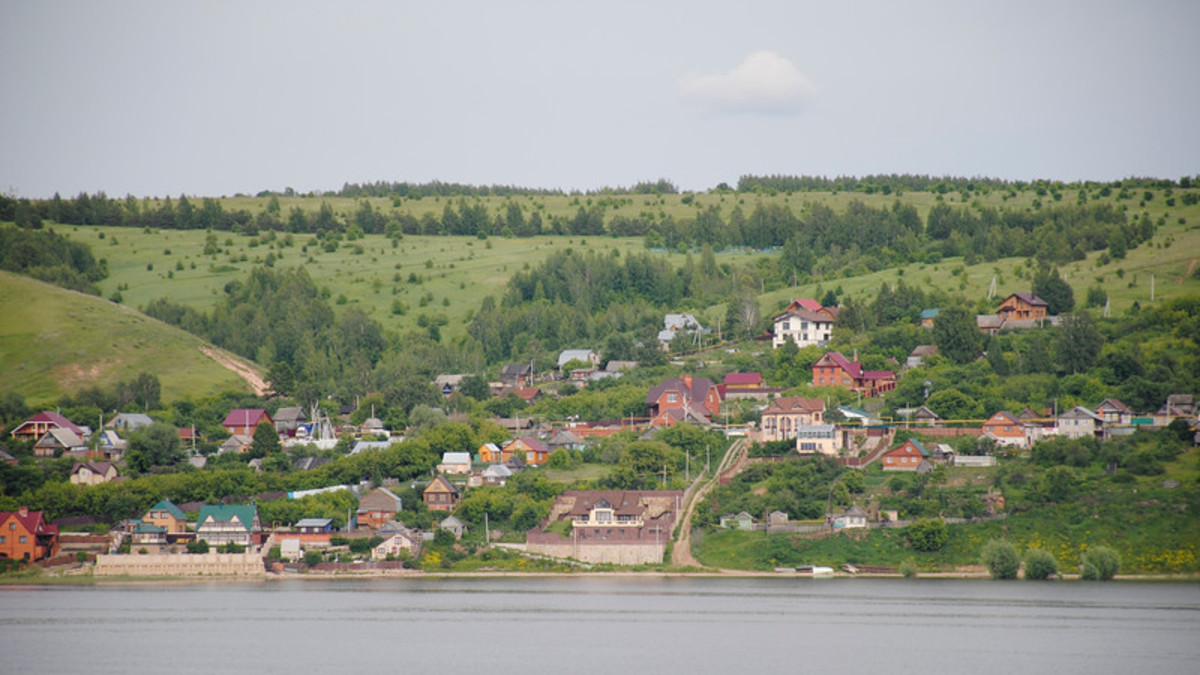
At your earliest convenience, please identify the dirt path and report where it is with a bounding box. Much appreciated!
[199,346,270,396]
[672,438,748,569]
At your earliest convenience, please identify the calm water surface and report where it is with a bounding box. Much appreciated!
[2,577,1197,674]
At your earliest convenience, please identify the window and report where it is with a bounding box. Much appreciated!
[666,393,678,403]
[0,535,5,543]
[19,535,28,543]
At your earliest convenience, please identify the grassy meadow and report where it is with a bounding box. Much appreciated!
[54,182,1200,344]
[0,271,256,405]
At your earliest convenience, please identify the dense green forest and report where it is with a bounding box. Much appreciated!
[0,225,107,294]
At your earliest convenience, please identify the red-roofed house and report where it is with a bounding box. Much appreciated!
[222,409,274,437]
[998,293,1049,321]
[761,397,826,442]
[10,411,84,442]
[645,375,720,426]
[811,352,896,397]
[0,506,59,561]
[724,372,764,391]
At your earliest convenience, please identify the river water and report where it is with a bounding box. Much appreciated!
[2,576,1198,674]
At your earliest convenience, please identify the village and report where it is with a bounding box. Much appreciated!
[3,288,1196,580]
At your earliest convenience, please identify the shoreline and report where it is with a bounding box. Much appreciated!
[8,567,1198,586]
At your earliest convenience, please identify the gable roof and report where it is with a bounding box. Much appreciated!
[274,407,305,424]
[1005,292,1049,307]
[0,509,57,537]
[222,409,270,428]
[1059,406,1101,421]
[1097,398,1130,414]
[763,397,825,415]
[72,461,116,476]
[890,439,929,457]
[645,376,715,406]
[110,413,153,430]
[724,372,763,386]
[510,437,548,454]
[500,363,532,380]
[423,475,459,496]
[22,411,84,435]
[772,307,831,323]
[148,499,186,520]
[441,452,472,465]
[195,504,259,533]
[557,349,597,367]
[789,298,824,312]
[482,464,513,478]
[359,487,403,513]
[36,427,86,449]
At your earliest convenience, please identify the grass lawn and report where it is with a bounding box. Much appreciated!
[0,270,254,405]
[539,463,612,485]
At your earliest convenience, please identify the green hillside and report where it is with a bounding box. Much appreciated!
[0,271,256,405]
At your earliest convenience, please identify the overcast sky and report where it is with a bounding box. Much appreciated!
[2,1,1197,198]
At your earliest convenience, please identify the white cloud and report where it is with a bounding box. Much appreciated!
[678,51,817,115]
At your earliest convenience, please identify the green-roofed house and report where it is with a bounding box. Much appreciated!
[129,520,168,546]
[881,438,930,471]
[195,504,262,548]
[143,499,188,534]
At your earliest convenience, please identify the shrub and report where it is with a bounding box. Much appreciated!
[907,518,948,552]
[186,539,210,554]
[899,558,919,579]
[981,539,1020,579]
[304,550,323,567]
[1081,546,1121,581]
[1024,549,1058,580]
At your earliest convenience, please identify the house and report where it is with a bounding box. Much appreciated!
[760,397,825,442]
[438,452,473,475]
[895,405,940,426]
[1096,399,1133,426]
[881,439,930,471]
[557,349,600,373]
[0,506,59,561]
[273,407,306,433]
[109,412,153,431]
[128,521,168,547]
[795,425,840,456]
[0,449,17,466]
[833,505,868,529]
[70,461,119,486]
[506,437,549,466]
[372,521,421,560]
[294,456,331,471]
[96,430,128,460]
[478,442,507,464]
[143,499,189,534]
[998,292,1049,322]
[33,427,88,458]
[511,386,543,404]
[219,434,254,454]
[919,308,940,328]
[434,374,467,398]
[645,374,720,424]
[811,352,896,397]
[906,345,938,369]
[720,512,755,531]
[500,363,533,385]
[772,307,835,349]
[981,411,1032,448]
[481,464,513,486]
[546,429,583,452]
[295,518,334,534]
[194,504,261,548]
[658,313,708,350]
[422,476,460,512]
[439,515,466,539]
[221,409,273,437]
[976,314,1005,336]
[10,411,84,442]
[1057,406,1102,440]
[768,511,789,526]
[526,490,681,565]
[931,444,956,463]
[719,372,785,402]
[357,487,403,529]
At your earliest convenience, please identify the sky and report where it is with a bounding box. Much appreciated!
[2,1,1198,198]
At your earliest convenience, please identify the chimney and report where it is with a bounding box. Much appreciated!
[18,505,29,517]
[683,374,693,391]
[853,348,858,363]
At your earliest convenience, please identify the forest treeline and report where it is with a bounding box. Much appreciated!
[0,225,108,294]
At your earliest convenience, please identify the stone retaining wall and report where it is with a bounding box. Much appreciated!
[525,542,666,566]
[94,552,265,577]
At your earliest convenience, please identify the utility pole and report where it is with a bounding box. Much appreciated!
[485,511,490,545]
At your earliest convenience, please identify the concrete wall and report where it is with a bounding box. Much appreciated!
[525,542,666,566]
[95,552,265,577]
